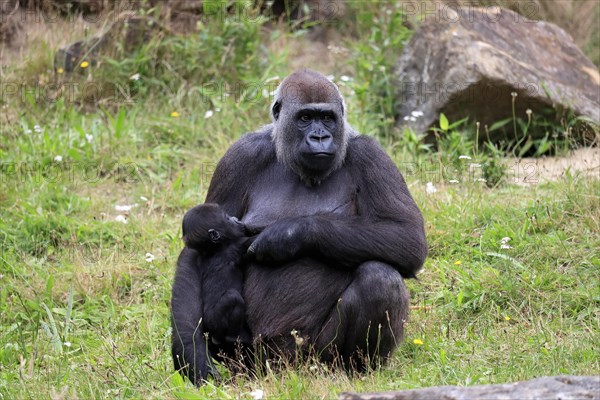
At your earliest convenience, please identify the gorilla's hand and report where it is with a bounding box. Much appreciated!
[247,217,313,265]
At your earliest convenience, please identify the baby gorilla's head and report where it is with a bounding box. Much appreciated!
[182,203,246,252]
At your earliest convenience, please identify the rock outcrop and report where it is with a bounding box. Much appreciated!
[340,375,600,400]
[395,7,600,136]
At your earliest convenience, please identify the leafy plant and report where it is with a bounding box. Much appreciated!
[344,1,412,140]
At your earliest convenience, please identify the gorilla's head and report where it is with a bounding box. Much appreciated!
[182,203,246,252]
[271,70,352,185]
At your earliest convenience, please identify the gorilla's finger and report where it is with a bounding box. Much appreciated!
[244,224,265,236]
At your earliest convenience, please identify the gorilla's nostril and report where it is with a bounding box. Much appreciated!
[309,133,332,143]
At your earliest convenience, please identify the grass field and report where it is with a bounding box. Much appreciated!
[1,2,599,399]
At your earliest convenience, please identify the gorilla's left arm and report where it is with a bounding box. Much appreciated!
[250,135,427,278]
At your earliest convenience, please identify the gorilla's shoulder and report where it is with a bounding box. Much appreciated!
[346,134,389,161]
[225,125,276,164]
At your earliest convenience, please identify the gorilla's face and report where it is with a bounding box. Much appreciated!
[294,104,340,174]
[271,70,348,186]
[182,204,246,251]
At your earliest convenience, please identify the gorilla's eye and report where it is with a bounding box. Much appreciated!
[299,114,311,122]
[322,115,332,122]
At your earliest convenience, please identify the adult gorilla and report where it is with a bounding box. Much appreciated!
[171,69,427,384]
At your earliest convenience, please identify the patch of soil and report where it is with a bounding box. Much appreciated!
[506,147,600,185]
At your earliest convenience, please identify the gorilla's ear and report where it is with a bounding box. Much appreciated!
[271,100,282,121]
[208,229,221,243]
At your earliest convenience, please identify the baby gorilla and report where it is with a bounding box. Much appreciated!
[182,203,255,345]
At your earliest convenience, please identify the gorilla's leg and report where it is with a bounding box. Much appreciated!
[244,260,408,370]
[204,288,251,344]
[314,261,409,370]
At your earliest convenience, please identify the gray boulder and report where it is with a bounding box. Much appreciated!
[340,375,600,400]
[395,6,600,135]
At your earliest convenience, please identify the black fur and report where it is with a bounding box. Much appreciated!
[182,203,254,343]
[172,204,254,384]
[171,70,427,384]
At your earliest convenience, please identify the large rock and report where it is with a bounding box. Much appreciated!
[340,375,600,400]
[54,13,164,73]
[395,6,600,136]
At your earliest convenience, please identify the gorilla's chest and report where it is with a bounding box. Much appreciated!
[242,166,357,227]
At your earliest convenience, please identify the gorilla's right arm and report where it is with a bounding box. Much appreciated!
[171,131,272,385]
[171,248,218,384]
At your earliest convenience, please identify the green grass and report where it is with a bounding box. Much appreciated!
[1,2,599,399]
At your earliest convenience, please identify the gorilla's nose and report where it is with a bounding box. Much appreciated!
[308,132,333,150]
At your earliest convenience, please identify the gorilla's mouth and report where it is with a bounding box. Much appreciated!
[301,150,335,163]
[302,152,336,174]
[311,152,334,157]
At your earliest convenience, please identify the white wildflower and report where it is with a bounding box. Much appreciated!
[262,89,269,98]
[115,204,137,212]
[411,110,424,118]
[24,128,32,134]
[54,155,63,162]
[340,75,351,82]
[85,134,93,143]
[249,389,264,400]
[403,116,410,121]
[115,215,128,224]
[130,73,140,81]
[425,182,437,194]
[500,237,513,249]
[448,179,459,184]
[204,110,214,119]
[476,178,487,183]
[409,116,417,122]
[63,341,71,347]
[140,196,149,202]
[145,253,155,263]
[34,125,43,133]
[459,155,472,160]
